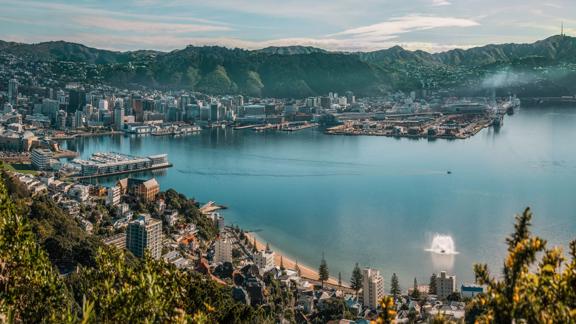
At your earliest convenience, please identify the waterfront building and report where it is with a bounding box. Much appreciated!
[436,271,456,300]
[243,104,265,117]
[461,284,484,298]
[131,178,160,202]
[210,103,220,122]
[254,244,275,275]
[73,152,170,178]
[126,214,162,259]
[31,148,54,170]
[362,267,385,309]
[214,235,233,263]
[0,129,37,152]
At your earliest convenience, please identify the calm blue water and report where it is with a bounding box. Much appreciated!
[64,107,576,289]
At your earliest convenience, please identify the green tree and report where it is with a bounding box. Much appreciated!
[252,237,258,253]
[280,256,286,275]
[390,273,401,297]
[0,180,75,323]
[318,253,329,288]
[469,207,576,323]
[350,263,363,298]
[377,296,397,324]
[411,278,420,299]
[295,261,301,277]
[429,273,437,295]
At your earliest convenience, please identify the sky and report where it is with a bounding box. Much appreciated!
[0,0,575,53]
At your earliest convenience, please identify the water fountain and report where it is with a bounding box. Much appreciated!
[426,234,458,255]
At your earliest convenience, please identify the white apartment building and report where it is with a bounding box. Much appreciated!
[31,148,53,170]
[254,245,275,275]
[362,268,385,309]
[106,185,122,206]
[436,271,456,300]
[214,236,233,263]
[126,214,162,260]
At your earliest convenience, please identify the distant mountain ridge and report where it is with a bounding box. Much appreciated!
[2,35,576,97]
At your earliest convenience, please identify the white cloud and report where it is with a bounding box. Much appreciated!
[333,15,479,39]
[73,16,231,34]
[432,0,451,6]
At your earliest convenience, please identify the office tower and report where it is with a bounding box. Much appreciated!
[362,268,385,309]
[126,214,162,259]
[56,110,67,130]
[98,99,109,111]
[8,79,18,105]
[114,98,125,131]
[210,103,220,122]
[68,88,86,113]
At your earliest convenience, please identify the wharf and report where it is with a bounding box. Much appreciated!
[233,125,257,130]
[72,163,172,180]
[199,201,225,214]
[281,122,319,132]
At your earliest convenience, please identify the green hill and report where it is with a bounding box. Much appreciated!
[2,35,576,97]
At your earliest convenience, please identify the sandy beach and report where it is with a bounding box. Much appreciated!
[244,232,342,286]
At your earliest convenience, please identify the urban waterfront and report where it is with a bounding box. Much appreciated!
[64,106,576,288]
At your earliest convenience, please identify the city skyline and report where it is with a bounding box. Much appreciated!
[0,0,574,53]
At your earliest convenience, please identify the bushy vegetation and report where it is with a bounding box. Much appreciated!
[160,189,218,241]
[469,208,576,322]
[0,180,272,323]
[28,197,103,273]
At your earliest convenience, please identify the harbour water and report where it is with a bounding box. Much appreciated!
[64,107,576,288]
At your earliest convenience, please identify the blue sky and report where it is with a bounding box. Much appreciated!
[0,0,574,52]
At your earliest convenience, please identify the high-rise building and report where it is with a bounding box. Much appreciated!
[74,110,85,129]
[362,268,385,309]
[210,103,220,122]
[98,99,109,111]
[436,271,456,300]
[56,110,67,130]
[214,235,233,263]
[132,97,144,122]
[254,244,275,275]
[8,79,18,105]
[126,214,162,259]
[114,98,125,131]
[68,88,86,113]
